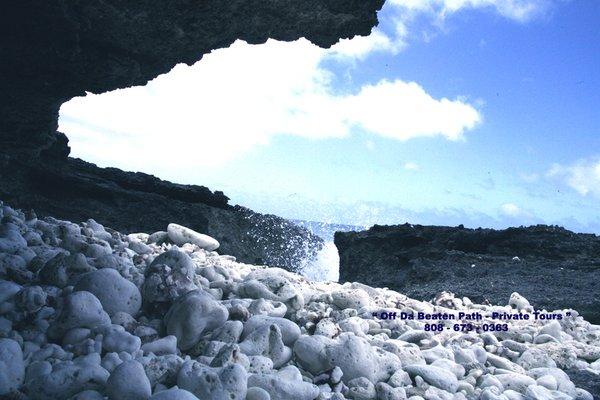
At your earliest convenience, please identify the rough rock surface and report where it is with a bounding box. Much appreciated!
[0,338,24,395]
[106,360,152,400]
[0,0,384,272]
[0,156,324,272]
[0,200,599,399]
[74,268,142,316]
[1,1,383,156]
[335,224,600,323]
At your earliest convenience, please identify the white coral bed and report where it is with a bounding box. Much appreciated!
[0,200,598,400]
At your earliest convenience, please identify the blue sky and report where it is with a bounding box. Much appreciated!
[59,0,600,232]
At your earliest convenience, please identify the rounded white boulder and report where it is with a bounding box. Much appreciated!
[0,338,24,395]
[246,387,271,400]
[167,223,219,251]
[74,268,142,316]
[149,388,199,400]
[404,364,459,393]
[165,290,228,350]
[242,315,301,346]
[248,366,318,400]
[177,360,247,400]
[326,333,401,383]
[49,291,111,338]
[106,360,151,400]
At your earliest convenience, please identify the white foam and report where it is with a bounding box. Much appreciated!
[299,241,340,282]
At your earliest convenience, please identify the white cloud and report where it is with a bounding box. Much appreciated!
[500,202,532,218]
[56,0,556,173]
[346,80,480,141]
[404,162,420,171]
[329,29,404,59]
[500,203,521,216]
[547,158,600,197]
[519,172,539,183]
[60,39,481,171]
[337,0,556,63]
[389,0,553,22]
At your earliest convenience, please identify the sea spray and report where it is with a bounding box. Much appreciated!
[299,241,340,282]
[291,219,366,282]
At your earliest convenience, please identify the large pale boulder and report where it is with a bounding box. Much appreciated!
[496,372,537,393]
[293,335,335,375]
[142,336,178,356]
[165,290,228,350]
[27,354,110,400]
[39,253,95,288]
[404,365,458,393]
[167,223,219,251]
[49,291,111,338]
[149,388,199,400]
[74,268,142,316]
[0,338,24,395]
[242,315,301,346]
[177,360,247,400]
[239,324,292,368]
[142,249,198,308]
[326,333,401,383]
[106,360,151,400]
[100,325,142,354]
[294,332,401,383]
[248,366,319,400]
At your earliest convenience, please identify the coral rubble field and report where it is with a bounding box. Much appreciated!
[0,201,599,399]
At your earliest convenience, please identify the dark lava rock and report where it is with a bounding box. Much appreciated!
[0,0,383,270]
[566,369,600,399]
[1,0,383,157]
[0,155,323,271]
[335,224,600,323]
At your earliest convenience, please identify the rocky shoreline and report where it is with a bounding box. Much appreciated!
[0,200,599,399]
[1,0,384,275]
[335,224,600,324]
[0,154,323,272]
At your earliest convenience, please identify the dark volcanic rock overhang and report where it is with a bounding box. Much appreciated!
[335,224,600,323]
[1,0,384,156]
[0,0,384,270]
